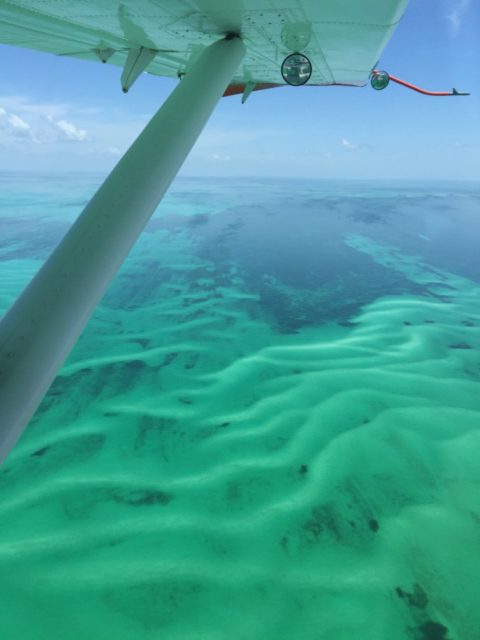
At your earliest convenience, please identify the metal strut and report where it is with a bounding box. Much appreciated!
[0,35,245,464]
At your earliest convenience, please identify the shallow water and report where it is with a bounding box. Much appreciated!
[0,175,479,640]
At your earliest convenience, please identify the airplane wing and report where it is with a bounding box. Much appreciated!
[0,0,409,87]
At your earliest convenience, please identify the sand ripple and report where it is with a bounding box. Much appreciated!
[1,236,479,640]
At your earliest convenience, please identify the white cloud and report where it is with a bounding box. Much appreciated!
[0,94,157,170]
[7,113,30,132]
[81,145,123,156]
[0,96,90,145]
[51,117,88,142]
[340,138,371,152]
[0,94,70,119]
[341,138,356,150]
[0,106,38,142]
[450,141,478,150]
[105,146,122,155]
[207,152,231,162]
[446,0,471,36]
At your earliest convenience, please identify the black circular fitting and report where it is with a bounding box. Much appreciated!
[281,52,312,86]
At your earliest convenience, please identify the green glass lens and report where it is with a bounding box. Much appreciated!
[371,71,390,90]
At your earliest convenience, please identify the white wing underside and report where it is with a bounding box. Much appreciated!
[0,0,408,87]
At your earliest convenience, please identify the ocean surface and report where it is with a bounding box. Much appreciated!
[0,174,479,640]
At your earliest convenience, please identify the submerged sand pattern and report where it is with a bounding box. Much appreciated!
[0,179,479,640]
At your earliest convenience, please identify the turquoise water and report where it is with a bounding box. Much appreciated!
[0,174,479,640]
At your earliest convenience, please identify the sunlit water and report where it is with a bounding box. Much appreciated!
[0,174,479,640]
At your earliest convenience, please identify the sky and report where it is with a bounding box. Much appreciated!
[0,0,479,180]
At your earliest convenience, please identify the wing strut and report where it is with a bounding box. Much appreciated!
[0,35,245,464]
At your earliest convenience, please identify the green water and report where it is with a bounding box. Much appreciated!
[0,176,479,639]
